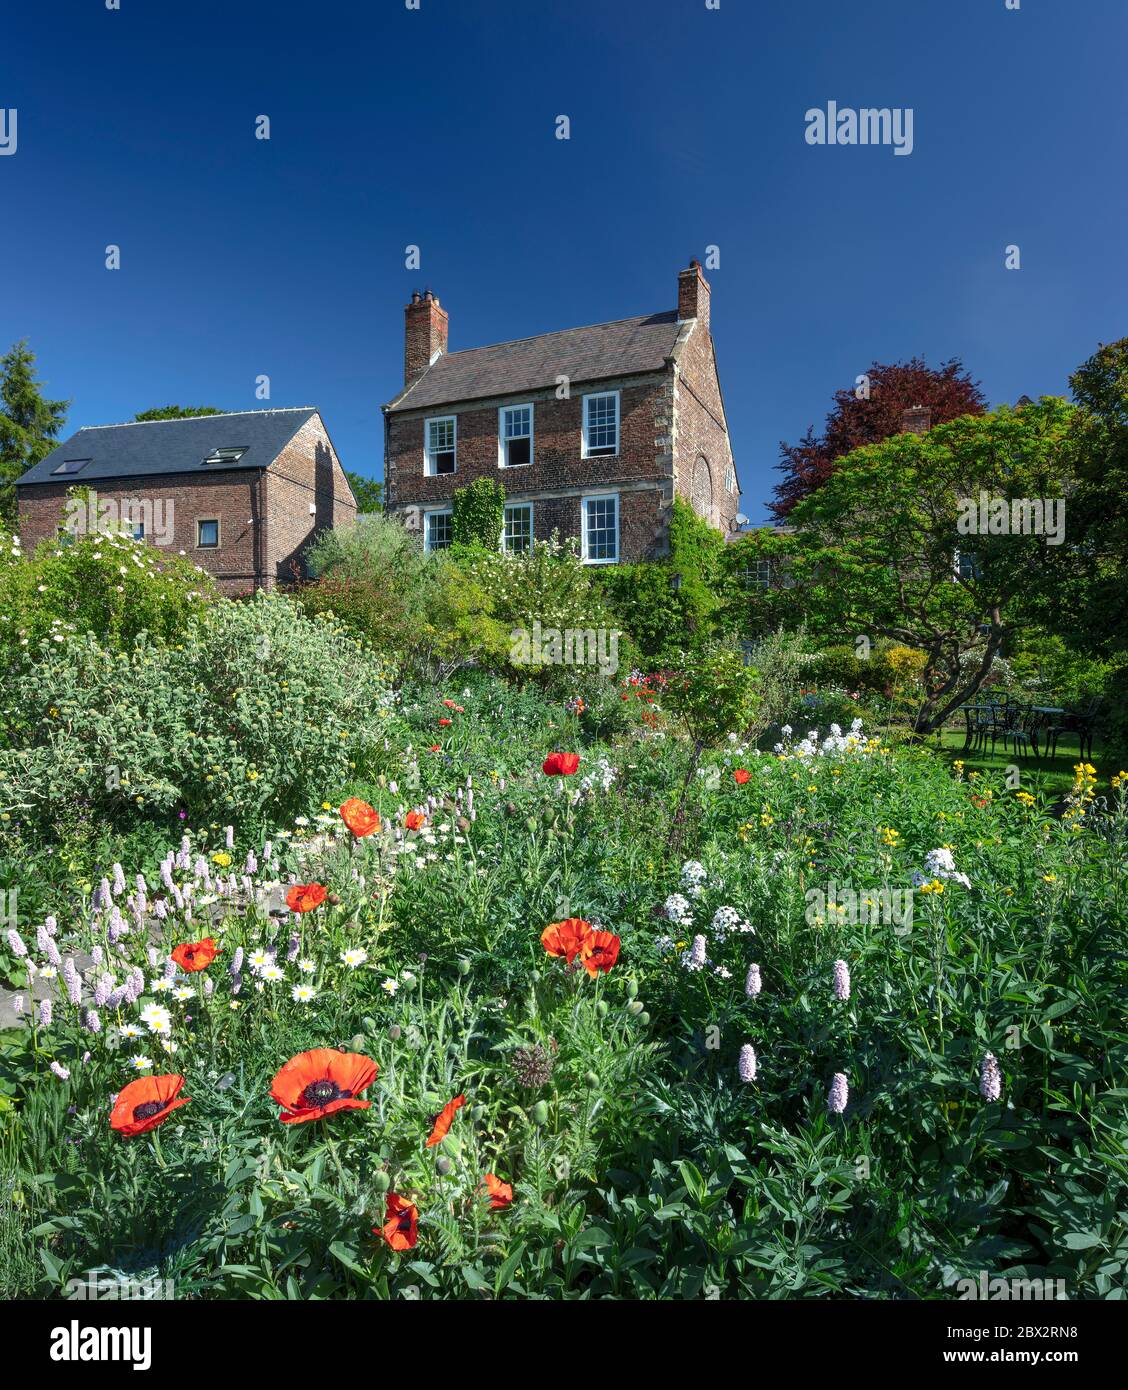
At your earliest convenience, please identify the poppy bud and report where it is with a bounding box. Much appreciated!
[531,1101,549,1126]
[435,1156,452,1176]
[596,1001,609,1018]
[388,1023,402,1040]
[584,1070,599,1087]
[457,817,471,832]
[627,1000,643,1015]
[471,1105,486,1122]
[525,817,538,832]
[371,1170,391,1193]
[505,802,517,816]
[626,979,639,999]
[639,1012,650,1024]
[457,958,471,976]
[350,1033,366,1051]
[541,808,555,826]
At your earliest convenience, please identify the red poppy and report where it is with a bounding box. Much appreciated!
[734,769,751,785]
[378,1192,419,1250]
[542,752,580,776]
[270,1048,378,1125]
[442,699,464,712]
[437,717,452,726]
[109,1073,191,1138]
[285,882,328,914]
[482,1173,513,1210]
[580,930,621,977]
[404,810,426,832]
[971,794,988,809]
[425,1093,465,1147]
[540,918,593,964]
[170,936,220,973]
[340,798,381,838]
[429,744,442,753]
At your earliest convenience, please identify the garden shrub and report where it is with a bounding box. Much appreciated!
[0,592,397,847]
[0,523,215,660]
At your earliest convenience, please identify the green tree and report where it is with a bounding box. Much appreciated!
[344,470,383,513]
[774,398,1076,735]
[0,341,69,527]
[133,405,223,421]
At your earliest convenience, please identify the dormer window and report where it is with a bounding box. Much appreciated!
[202,447,248,465]
[52,458,91,475]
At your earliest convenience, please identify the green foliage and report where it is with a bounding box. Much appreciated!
[301,513,505,679]
[344,471,383,513]
[0,522,216,661]
[133,406,223,421]
[451,478,506,550]
[0,340,68,528]
[0,592,397,847]
[661,646,761,745]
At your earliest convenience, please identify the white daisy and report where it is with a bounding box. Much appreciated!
[291,984,316,1003]
[131,1055,154,1070]
[381,977,399,995]
[139,1003,171,1035]
[341,948,368,969]
[297,958,316,974]
[261,964,284,982]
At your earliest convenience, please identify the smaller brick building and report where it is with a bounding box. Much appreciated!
[16,408,356,592]
[382,261,740,562]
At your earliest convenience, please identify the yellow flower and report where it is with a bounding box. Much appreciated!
[1041,872,1057,883]
[211,852,232,868]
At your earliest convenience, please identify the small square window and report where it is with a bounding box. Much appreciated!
[502,503,533,554]
[583,392,619,458]
[197,519,219,548]
[52,458,90,476]
[582,494,619,563]
[202,447,247,466]
[499,404,533,468]
[424,510,452,552]
[425,417,457,475]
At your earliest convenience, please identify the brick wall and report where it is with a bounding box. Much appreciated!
[385,372,674,561]
[671,317,739,537]
[17,472,260,594]
[263,412,357,584]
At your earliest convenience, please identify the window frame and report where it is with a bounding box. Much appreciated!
[51,458,91,476]
[498,402,534,469]
[581,390,620,459]
[580,491,620,565]
[424,414,458,476]
[202,447,248,466]
[423,507,454,554]
[501,501,534,555]
[196,518,220,549]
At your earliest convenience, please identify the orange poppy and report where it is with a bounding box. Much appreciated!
[285,883,327,914]
[109,1073,191,1138]
[442,699,464,712]
[404,810,426,831]
[580,930,621,977]
[482,1173,513,1210]
[270,1048,378,1125]
[378,1192,419,1251]
[542,752,580,776]
[340,798,381,838]
[170,936,220,973]
[425,1093,465,1147]
[540,918,593,965]
[734,769,751,785]
[437,717,452,726]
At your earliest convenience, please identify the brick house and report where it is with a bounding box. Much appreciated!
[382,261,740,561]
[16,408,356,592]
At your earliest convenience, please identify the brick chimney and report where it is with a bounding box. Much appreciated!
[404,289,448,385]
[901,405,931,435]
[677,259,711,330]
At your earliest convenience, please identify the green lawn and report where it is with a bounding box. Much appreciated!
[928,726,1108,798]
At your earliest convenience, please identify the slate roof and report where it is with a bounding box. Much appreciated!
[385,311,682,412]
[17,408,318,486]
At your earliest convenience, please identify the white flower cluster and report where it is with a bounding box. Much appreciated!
[679,860,708,898]
[663,892,694,927]
[776,718,875,761]
[711,905,754,943]
[914,847,972,889]
[580,757,617,794]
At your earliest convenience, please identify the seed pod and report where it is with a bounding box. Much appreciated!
[327,892,341,905]
[387,1023,402,1040]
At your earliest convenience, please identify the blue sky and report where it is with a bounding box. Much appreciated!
[2,0,1125,522]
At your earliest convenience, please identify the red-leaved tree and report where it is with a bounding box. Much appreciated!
[770,357,987,520]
